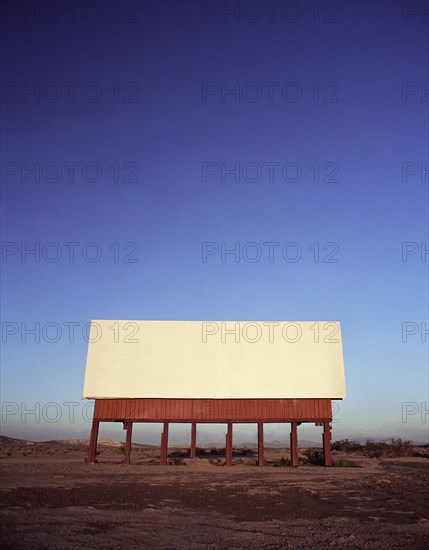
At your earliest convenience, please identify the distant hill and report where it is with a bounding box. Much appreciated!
[0,436,156,450]
[1,435,427,449]
[1,436,36,446]
[340,436,429,446]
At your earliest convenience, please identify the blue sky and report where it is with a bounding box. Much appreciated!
[1,0,428,444]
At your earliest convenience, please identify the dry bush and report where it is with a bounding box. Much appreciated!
[362,438,414,458]
[302,449,325,466]
[168,457,186,466]
[279,456,290,467]
[332,439,363,453]
[332,438,414,458]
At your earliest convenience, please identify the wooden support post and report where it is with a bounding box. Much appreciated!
[257,422,264,466]
[323,421,332,466]
[160,432,165,464]
[225,422,233,466]
[190,422,197,460]
[160,422,169,465]
[290,422,299,467]
[124,421,133,465]
[87,419,100,464]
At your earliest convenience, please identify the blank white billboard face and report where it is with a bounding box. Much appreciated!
[82,320,346,399]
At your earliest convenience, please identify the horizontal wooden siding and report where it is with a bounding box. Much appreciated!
[93,398,332,422]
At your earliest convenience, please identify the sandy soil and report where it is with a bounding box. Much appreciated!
[1,439,428,549]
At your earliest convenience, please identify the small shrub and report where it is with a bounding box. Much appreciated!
[279,456,290,467]
[168,457,186,466]
[303,449,325,466]
[363,438,414,458]
[412,451,429,459]
[332,439,363,453]
[332,438,415,458]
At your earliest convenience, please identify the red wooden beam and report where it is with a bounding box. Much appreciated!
[93,398,333,423]
[87,419,100,464]
[225,422,233,466]
[160,432,165,464]
[290,422,299,467]
[160,422,169,465]
[323,421,332,466]
[257,422,264,466]
[124,421,133,464]
[190,422,197,460]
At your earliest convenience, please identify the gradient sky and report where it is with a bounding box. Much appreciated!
[1,0,428,444]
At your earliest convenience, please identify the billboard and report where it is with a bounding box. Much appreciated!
[82,320,346,399]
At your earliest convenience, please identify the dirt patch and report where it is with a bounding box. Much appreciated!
[1,445,428,548]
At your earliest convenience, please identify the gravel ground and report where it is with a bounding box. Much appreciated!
[1,444,428,549]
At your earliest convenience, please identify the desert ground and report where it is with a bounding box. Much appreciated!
[1,437,428,549]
